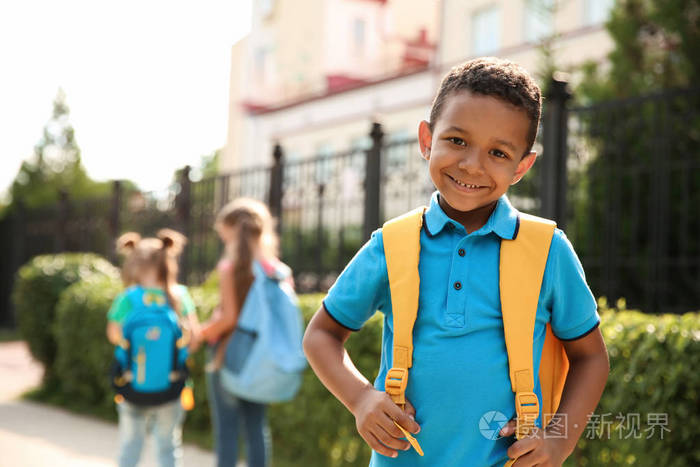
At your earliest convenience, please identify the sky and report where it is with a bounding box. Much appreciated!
[0,0,252,197]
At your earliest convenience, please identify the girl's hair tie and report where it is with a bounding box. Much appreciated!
[156,228,186,256]
[116,232,141,255]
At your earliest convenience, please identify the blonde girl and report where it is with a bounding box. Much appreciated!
[107,229,200,467]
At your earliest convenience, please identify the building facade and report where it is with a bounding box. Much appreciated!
[220,0,615,172]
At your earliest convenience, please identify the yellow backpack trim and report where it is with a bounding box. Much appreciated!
[382,209,569,462]
[382,207,425,408]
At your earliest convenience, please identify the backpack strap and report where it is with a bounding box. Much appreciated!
[499,213,556,441]
[381,207,425,408]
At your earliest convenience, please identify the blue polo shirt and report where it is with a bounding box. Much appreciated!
[324,192,599,466]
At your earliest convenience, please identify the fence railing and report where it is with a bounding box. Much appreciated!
[1,80,698,325]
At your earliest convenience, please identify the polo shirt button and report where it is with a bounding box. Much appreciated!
[454,281,462,290]
[446,223,454,230]
[458,248,465,257]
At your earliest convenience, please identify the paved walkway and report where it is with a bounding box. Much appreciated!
[0,341,215,466]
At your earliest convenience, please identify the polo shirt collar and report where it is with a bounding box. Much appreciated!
[423,191,520,240]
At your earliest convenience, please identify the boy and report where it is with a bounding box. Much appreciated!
[303,57,609,466]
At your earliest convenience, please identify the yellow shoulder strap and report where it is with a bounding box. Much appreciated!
[500,213,556,442]
[381,207,425,408]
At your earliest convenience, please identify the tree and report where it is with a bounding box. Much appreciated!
[577,0,700,102]
[2,89,111,217]
[566,0,700,313]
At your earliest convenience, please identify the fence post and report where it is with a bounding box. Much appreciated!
[363,122,383,240]
[10,201,26,327]
[177,166,192,283]
[540,75,572,228]
[109,180,122,262]
[55,189,69,252]
[269,143,284,234]
[316,184,325,290]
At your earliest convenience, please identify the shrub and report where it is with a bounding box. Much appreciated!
[24,256,699,466]
[12,253,120,382]
[53,274,123,415]
[268,294,378,467]
[568,299,700,467]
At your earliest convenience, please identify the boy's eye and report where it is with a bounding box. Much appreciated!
[490,149,509,159]
[446,137,466,146]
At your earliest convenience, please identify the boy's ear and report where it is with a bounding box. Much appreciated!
[511,151,537,185]
[418,120,433,161]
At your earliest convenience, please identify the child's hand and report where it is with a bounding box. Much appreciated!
[351,388,421,458]
[188,330,202,353]
[499,418,517,437]
[506,427,567,467]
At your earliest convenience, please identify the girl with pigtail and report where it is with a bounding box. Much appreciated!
[107,228,200,467]
[200,198,293,467]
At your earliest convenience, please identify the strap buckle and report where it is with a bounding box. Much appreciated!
[515,391,540,439]
[385,367,408,405]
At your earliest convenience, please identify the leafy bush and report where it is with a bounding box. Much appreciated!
[53,274,122,415]
[568,299,700,467]
[20,255,699,466]
[269,294,378,467]
[12,253,120,382]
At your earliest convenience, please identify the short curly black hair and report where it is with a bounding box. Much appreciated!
[429,57,542,155]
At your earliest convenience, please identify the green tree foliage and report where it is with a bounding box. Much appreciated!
[2,90,111,216]
[578,0,700,101]
[565,0,700,312]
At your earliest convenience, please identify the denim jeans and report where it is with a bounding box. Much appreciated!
[206,369,270,467]
[117,399,185,467]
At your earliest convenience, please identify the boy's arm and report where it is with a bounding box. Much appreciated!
[506,327,609,466]
[303,304,420,458]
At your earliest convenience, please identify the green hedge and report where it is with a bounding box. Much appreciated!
[12,253,120,383]
[53,275,122,416]
[13,253,700,466]
[569,298,700,466]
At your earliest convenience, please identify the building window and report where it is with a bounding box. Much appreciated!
[471,5,501,56]
[315,142,335,183]
[524,0,554,43]
[584,0,614,25]
[259,0,274,18]
[353,18,366,55]
[350,135,371,152]
[254,47,268,84]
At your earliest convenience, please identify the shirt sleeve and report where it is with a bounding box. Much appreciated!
[545,229,600,340]
[323,229,390,331]
[175,284,195,316]
[107,292,131,325]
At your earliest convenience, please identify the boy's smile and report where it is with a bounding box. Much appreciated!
[418,91,537,231]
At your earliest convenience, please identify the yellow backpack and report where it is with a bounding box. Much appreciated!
[382,208,569,464]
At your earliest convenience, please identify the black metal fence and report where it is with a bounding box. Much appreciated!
[565,87,700,314]
[1,81,698,325]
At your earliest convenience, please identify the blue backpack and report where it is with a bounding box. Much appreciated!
[220,260,306,403]
[112,286,189,406]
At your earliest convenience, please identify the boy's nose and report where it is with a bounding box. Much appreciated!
[457,148,484,173]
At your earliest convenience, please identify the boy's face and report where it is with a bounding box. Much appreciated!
[419,90,536,214]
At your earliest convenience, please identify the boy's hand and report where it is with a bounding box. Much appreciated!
[506,427,568,467]
[352,387,421,458]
